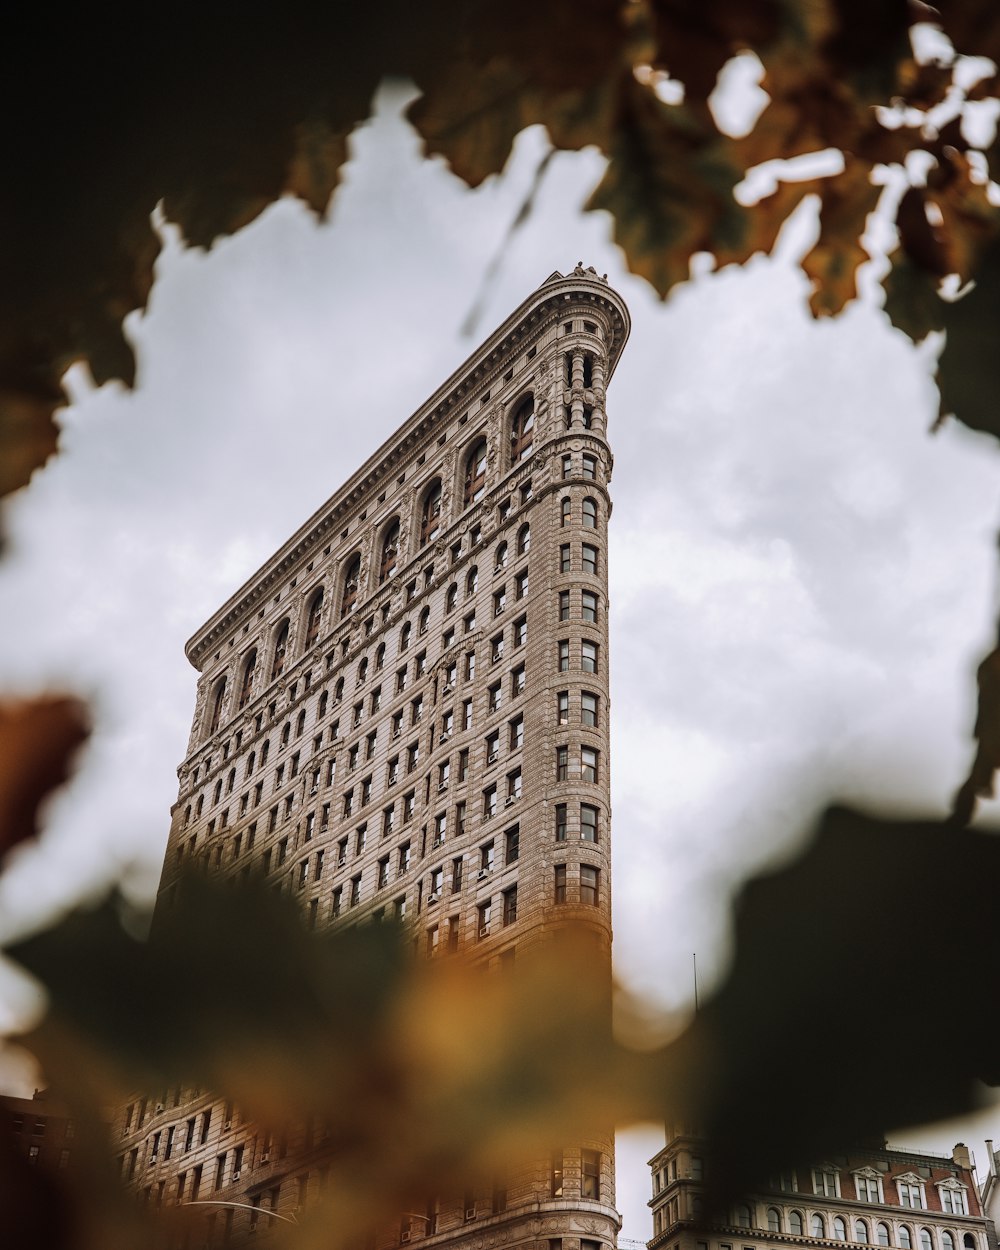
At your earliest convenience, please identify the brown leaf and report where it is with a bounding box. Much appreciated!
[585,75,749,297]
[800,158,881,315]
[0,698,89,862]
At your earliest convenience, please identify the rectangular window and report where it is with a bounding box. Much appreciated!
[456,799,467,836]
[581,746,598,783]
[387,755,399,786]
[515,571,528,600]
[509,715,524,750]
[465,652,476,681]
[486,729,500,763]
[582,544,598,575]
[505,825,520,864]
[429,866,444,897]
[557,690,569,725]
[559,544,571,574]
[355,825,367,855]
[350,875,361,907]
[378,856,390,890]
[562,453,572,479]
[555,804,568,841]
[493,588,506,616]
[433,811,447,844]
[580,864,599,906]
[349,744,359,772]
[491,634,504,664]
[360,776,372,806]
[506,769,521,802]
[556,746,569,782]
[514,615,527,646]
[550,1149,564,1198]
[582,691,598,727]
[438,760,450,792]
[558,640,570,673]
[403,791,415,821]
[582,591,598,623]
[370,686,382,714]
[581,640,598,674]
[398,843,411,875]
[391,710,403,739]
[483,785,497,820]
[407,742,419,772]
[337,837,347,866]
[382,805,395,836]
[558,590,570,621]
[488,682,502,713]
[452,856,463,893]
[477,900,491,938]
[396,666,407,693]
[458,748,470,781]
[581,1149,601,1199]
[581,804,599,843]
[554,864,567,903]
[462,698,474,730]
[511,664,525,696]
[366,729,377,759]
[582,454,596,480]
[411,695,423,725]
[503,885,518,926]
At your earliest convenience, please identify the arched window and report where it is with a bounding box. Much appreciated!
[213,779,223,804]
[768,1209,781,1234]
[305,588,324,647]
[510,397,534,463]
[239,651,257,708]
[560,496,571,527]
[260,739,270,765]
[418,606,430,635]
[942,1234,955,1250]
[341,555,361,618]
[379,521,400,584]
[334,677,345,702]
[270,622,289,681]
[495,541,508,572]
[209,678,226,733]
[583,496,598,527]
[281,721,290,748]
[420,480,443,546]
[375,642,386,671]
[400,622,411,651]
[835,1218,847,1241]
[357,657,368,686]
[183,803,191,827]
[899,1229,912,1250]
[517,523,530,556]
[964,1236,976,1250]
[734,1205,751,1229]
[446,583,458,613]
[246,751,255,777]
[882,1225,895,1248]
[466,566,478,598]
[790,1212,803,1236]
[464,439,488,506]
[813,1215,826,1238]
[318,692,328,719]
[856,1221,870,1243]
[296,709,306,736]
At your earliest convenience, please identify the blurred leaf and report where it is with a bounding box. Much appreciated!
[801,159,881,315]
[936,231,1000,438]
[586,76,749,297]
[0,698,89,861]
[660,806,1000,1210]
[881,250,946,342]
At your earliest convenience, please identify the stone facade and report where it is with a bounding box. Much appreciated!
[648,1128,991,1250]
[115,267,631,1246]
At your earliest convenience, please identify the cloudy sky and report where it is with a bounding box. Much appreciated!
[3,78,1000,1237]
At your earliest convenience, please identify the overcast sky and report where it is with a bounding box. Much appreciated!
[3,79,1000,1237]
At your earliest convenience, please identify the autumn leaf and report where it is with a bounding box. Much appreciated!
[0,699,89,862]
[801,158,881,315]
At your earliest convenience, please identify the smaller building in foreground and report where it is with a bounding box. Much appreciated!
[648,1125,992,1250]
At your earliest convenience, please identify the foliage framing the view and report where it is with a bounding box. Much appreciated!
[6,1,1000,1245]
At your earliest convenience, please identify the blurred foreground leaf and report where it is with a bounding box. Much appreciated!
[0,698,88,861]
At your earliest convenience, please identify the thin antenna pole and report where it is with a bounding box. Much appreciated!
[693,952,699,1013]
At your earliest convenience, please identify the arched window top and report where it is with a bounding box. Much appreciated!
[510,395,534,464]
[209,677,227,733]
[305,587,324,647]
[789,1212,803,1236]
[734,1204,751,1229]
[560,496,571,525]
[334,676,345,701]
[942,1233,955,1250]
[813,1216,826,1238]
[375,642,386,670]
[856,1221,870,1243]
[341,554,362,619]
[318,691,329,718]
[239,650,257,708]
[583,496,598,527]
[767,1209,781,1234]
[466,566,478,597]
[379,519,400,584]
[270,621,290,680]
[919,1231,932,1250]
[880,1225,893,1248]
[464,438,488,506]
[296,709,306,735]
[420,479,443,547]
[835,1217,848,1241]
[495,541,508,572]
[899,1228,912,1250]
[400,621,411,651]
[357,656,368,686]
[963,1236,976,1250]
[418,605,430,634]
[517,523,530,556]
[446,583,458,612]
